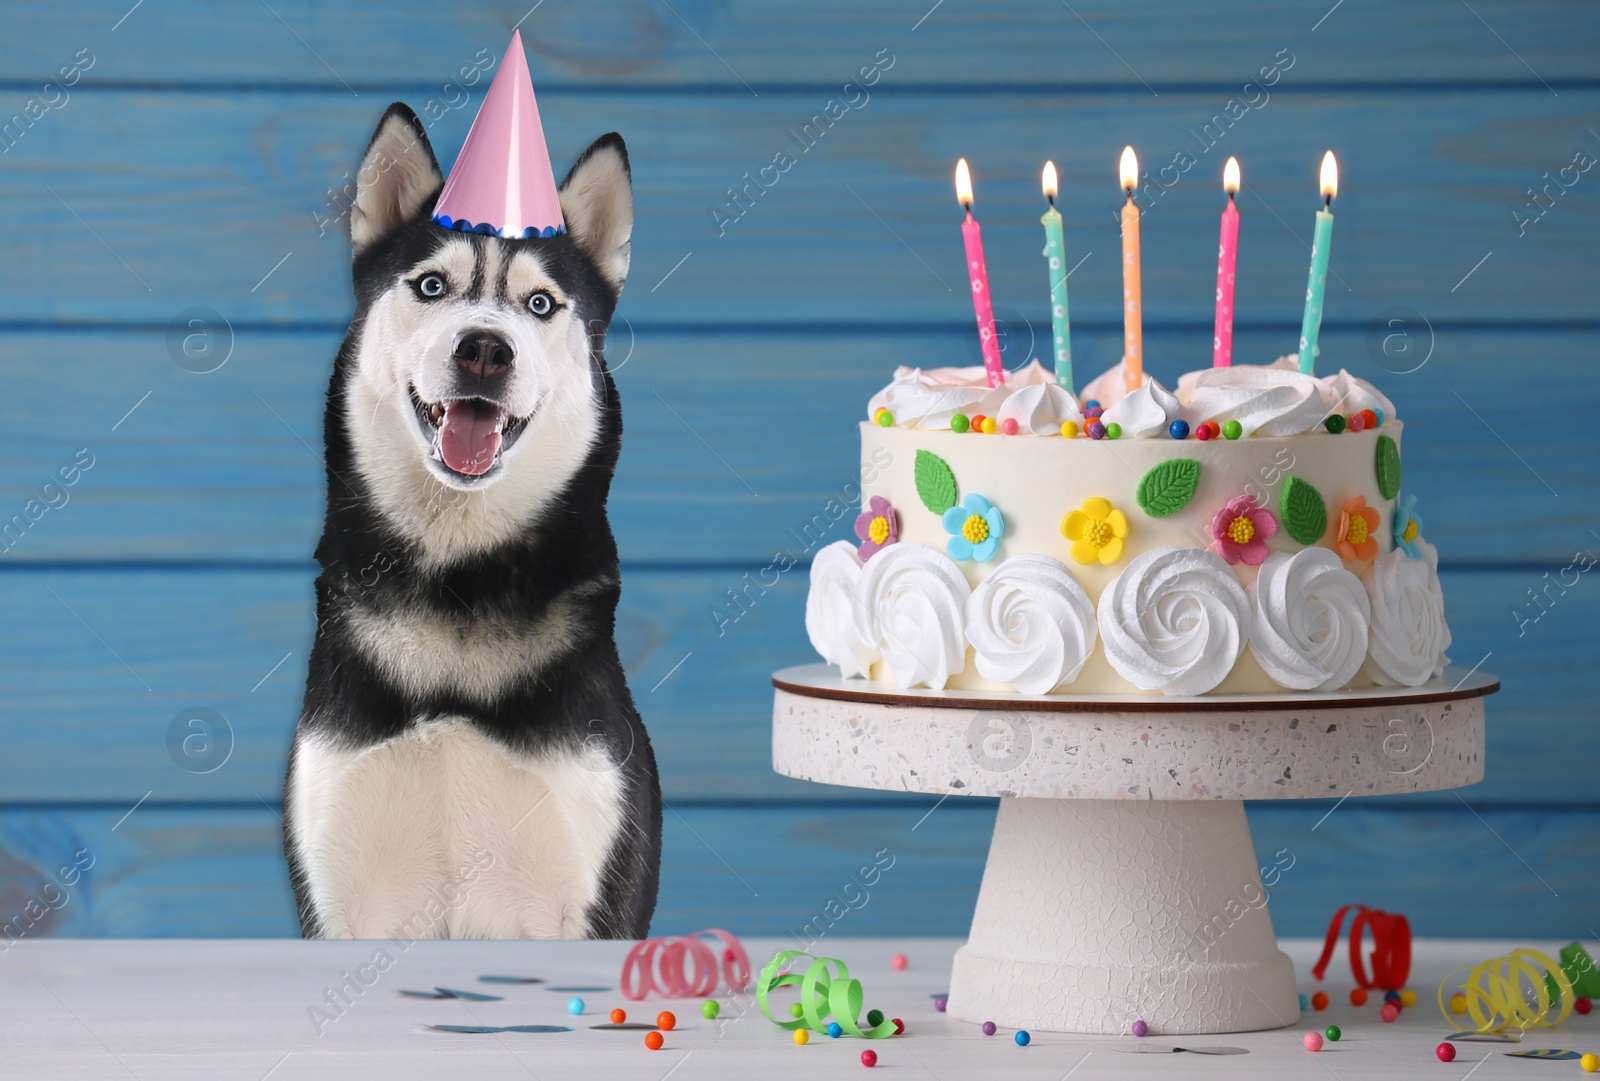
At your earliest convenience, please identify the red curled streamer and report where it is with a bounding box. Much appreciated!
[621,928,750,1001]
[1311,905,1411,991]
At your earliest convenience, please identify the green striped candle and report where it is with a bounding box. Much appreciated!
[1297,151,1338,375]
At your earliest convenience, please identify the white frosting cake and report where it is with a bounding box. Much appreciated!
[807,357,1449,697]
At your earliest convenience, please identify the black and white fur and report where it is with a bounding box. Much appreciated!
[282,104,660,939]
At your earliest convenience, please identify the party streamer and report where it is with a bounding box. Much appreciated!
[1311,904,1411,990]
[620,928,749,1001]
[755,950,898,1039]
[1437,948,1574,1033]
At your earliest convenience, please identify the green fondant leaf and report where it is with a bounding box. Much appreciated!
[913,449,958,515]
[1375,434,1401,500]
[1280,475,1329,546]
[1135,458,1201,518]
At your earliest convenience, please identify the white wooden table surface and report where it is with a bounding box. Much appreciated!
[3,937,1592,1079]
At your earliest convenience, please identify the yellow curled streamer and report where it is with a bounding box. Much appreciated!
[756,950,897,1039]
[1437,948,1574,1033]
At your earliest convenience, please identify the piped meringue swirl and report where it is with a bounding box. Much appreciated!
[1097,545,1252,695]
[1363,539,1451,687]
[1180,365,1328,437]
[853,542,972,689]
[1247,548,1371,691]
[964,554,1097,694]
[996,382,1083,435]
[1101,378,1180,438]
[805,541,880,678]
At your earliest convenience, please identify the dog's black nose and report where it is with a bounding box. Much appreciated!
[453,330,514,381]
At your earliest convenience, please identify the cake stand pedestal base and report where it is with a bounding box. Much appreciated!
[947,797,1296,1034]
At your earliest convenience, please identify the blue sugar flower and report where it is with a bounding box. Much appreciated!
[1392,491,1424,558]
[942,493,1005,563]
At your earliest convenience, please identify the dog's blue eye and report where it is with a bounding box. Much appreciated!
[528,291,555,317]
[417,274,447,298]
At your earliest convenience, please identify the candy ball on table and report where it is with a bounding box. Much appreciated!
[609,1008,626,1024]
[1014,1030,1031,1046]
[1380,1003,1400,1022]
[828,1022,843,1038]
[1581,1052,1599,1073]
[1303,1031,1323,1052]
[1130,1020,1148,1037]
[866,1009,884,1027]
[1349,988,1367,1006]
[656,1011,676,1031]
[566,997,585,1015]
[1576,995,1593,1015]
[981,1021,997,1036]
[890,952,909,970]
[793,1029,810,1046]
[1383,989,1400,1003]
[933,995,948,1012]
[790,1002,804,1018]
[1399,989,1417,1008]
[1324,1025,1341,1042]
[1298,993,1309,1011]
[701,1000,719,1019]
[892,1018,904,1035]
[861,1049,878,1068]
[1449,992,1467,1014]
[1311,992,1329,1011]
[644,1031,664,1050]
[1436,1042,1457,1063]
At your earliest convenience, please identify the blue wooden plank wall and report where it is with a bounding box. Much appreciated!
[0,1,1595,942]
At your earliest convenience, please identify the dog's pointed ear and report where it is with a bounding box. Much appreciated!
[350,103,443,257]
[559,133,633,293]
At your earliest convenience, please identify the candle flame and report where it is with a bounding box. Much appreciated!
[955,158,973,208]
[1042,160,1058,201]
[1320,150,1338,202]
[1119,146,1138,192]
[1223,156,1240,194]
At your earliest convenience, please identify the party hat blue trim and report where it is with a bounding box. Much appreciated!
[433,214,566,239]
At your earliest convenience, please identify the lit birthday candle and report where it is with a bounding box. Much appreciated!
[955,159,1005,389]
[1119,146,1143,393]
[1040,161,1073,391]
[1214,157,1240,367]
[1297,151,1338,375]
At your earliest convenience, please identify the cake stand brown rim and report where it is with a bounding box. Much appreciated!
[772,664,1498,714]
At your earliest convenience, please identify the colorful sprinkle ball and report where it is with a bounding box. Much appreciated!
[828,1022,843,1038]
[970,414,987,432]
[1059,420,1079,439]
[1373,407,1386,426]
[1303,1031,1323,1052]
[861,1049,879,1068]
[1104,422,1123,440]
[876,410,894,427]
[951,413,971,434]
[1298,993,1310,1011]
[657,1011,677,1031]
[1576,996,1593,1015]
[1383,990,1401,1004]
[1398,989,1417,1008]
[1015,1030,1031,1046]
[1087,420,1106,440]
[1222,418,1242,440]
[982,1021,997,1036]
[644,1031,664,1050]
[1169,419,1190,440]
[867,1009,885,1027]
[1195,422,1214,442]
[1205,421,1223,439]
[1000,418,1019,436]
[934,996,948,1012]
[1347,411,1366,432]
[1083,399,1101,411]
[892,1019,905,1034]
[1436,1042,1457,1063]
[701,1000,720,1019]
[1359,409,1378,429]
[790,1002,804,1018]
[1380,1003,1400,1023]
[1581,1052,1599,1073]
[1349,988,1368,1006]
[567,997,585,1015]
[1324,414,1346,433]
[1084,404,1104,420]
[1449,993,1467,1013]
[794,1029,810,1046]
[1131,1020,1149,1037]
[1311,992,1329,1011]
[610,1008,626,1024]
[980,417,998,435]
[1325,1025,1342,1042]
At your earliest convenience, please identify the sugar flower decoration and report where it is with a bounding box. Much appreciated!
[1211,494,1279,566]
[1391,492,1423,559]
[1061,497,1130,566]
[853,495,899,562]
[1333,495,1381,563]
[943,493,1004,563]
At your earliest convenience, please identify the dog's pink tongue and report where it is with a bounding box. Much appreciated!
[439,399,506,477]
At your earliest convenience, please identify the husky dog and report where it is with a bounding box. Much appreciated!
[282,104,660,939]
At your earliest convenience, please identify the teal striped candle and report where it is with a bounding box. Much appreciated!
[1040,161,1073,392]
[1297,151,1338,375]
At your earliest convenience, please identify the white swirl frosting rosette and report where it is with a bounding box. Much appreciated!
[1247,548,1371,690]
[852,542,971,689]
[804,541,880,678]
[995,382,1083,435]
[1100,378,1180,438]
[1097,546,1252,695]
[963,554,1097,694]
[1363,539,1451,687]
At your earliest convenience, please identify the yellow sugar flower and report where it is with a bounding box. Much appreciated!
[1061,496,1130,566]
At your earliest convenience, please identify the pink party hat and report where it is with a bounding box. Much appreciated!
[433,31,566,239]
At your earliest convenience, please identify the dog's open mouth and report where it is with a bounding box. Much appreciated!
[410,385,531,478]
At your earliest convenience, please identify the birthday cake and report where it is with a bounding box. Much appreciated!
[804,357,1449,697]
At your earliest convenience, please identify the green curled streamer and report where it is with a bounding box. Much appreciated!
[755,950,897,1039]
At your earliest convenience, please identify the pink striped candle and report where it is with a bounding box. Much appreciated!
[955,158,1004,389]
[1213,157,1241,367]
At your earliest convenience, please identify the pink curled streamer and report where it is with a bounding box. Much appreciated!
[621,928,750,1001]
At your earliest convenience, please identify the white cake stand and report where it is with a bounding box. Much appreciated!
[772,664,1496,1035]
